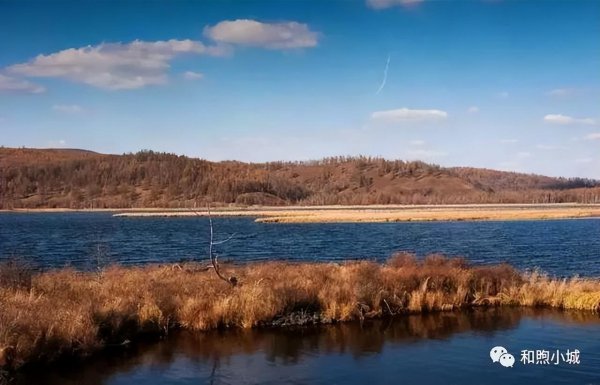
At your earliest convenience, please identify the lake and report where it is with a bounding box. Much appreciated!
[12,308,600,385]
[1,212,599,277]
[2,213,600,384]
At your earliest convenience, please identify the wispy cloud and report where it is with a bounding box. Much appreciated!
[586,133,600,140]
[535,144,566,150]
[47,139,67,148]
[467,106,479,113]
[543,114,596,125]
[183,71,204,80]
[500,139,518,144]
[8,39,225,90]
[0,74,45,94]
[375,54,391,95]
[496,91,509,99]
[547,88,575,98]
[409,139,425,146]
[371,107,447,123]
[575,157,593,163]
[517,151,532,158]
[366,0,424,10]
[204,19,318,49]
[52,104,84,114]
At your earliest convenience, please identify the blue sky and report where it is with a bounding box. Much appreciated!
[1,0,599,178]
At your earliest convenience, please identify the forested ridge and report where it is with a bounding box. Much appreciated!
[1,147,599,209]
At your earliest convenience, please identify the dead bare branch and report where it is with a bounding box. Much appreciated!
[194,204,237,286]
[212,232,237,245]
[382,298,395,316]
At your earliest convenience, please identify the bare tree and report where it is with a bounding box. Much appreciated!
[201,204,237,286]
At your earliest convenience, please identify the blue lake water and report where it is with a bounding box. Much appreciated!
[13,309,600,385]
[2,213,600,384]
[1,212,599,276]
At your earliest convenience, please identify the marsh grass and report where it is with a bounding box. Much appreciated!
[0,253,599,369]
[112,205,600,223]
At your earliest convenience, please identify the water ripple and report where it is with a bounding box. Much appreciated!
[0,213,599,277]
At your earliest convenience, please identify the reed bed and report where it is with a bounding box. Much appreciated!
[0,254,599,370]
[254,207,600,223]
[110,205,600,223]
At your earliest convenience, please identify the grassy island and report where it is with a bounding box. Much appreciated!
[1,254,599,371]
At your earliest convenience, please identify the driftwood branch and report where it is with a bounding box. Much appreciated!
[382,298,395,316]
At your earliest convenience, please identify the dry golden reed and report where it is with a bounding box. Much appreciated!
[0,253,599,369]
[112,205,600,223]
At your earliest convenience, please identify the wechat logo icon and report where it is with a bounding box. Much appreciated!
[490,346,515,368]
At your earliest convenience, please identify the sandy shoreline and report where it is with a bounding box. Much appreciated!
[3,204,600,223]
[110,204,600,222]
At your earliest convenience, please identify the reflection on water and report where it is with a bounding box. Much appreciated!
[15,309,600,385]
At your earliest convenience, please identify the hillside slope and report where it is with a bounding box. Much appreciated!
[1,147,599,209]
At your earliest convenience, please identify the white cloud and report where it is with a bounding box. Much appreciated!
[575,157,593,163]
[517,151,532,158]
[8,39,225,90]
[52,104,84,114]
[467,106,479,113]
[183,71,203,80]
[547,88,575,97]
[0,74,45,94]
[535,144,566,150]
[586,133,600,140]
[371,107,448,123]
[204,19,318,49]
[543,114,596,125]
[47,139,67,148]
[409,139,425,146]
[500,139,518,144]
[366,0,423,9]
[496,91,509,99]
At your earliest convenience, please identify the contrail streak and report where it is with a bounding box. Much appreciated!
[375,54,391,95]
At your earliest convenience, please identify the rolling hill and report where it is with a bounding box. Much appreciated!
[1,147,599,209]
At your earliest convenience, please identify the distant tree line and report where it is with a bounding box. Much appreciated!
[1,149,600,209]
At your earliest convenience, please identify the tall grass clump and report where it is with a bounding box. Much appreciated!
[0,254,599,370]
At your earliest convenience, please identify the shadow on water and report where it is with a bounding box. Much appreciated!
[13,308,600,385]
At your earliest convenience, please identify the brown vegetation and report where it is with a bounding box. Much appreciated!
[2,147,600,209]
[0,254,599,370]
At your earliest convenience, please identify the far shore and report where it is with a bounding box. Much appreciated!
[3,203,600,223]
